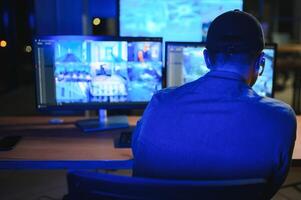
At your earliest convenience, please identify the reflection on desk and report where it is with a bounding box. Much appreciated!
[0,116,300,169]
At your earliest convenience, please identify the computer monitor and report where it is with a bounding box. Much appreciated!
[34,35,163,131]
[119,0,243,42]
[165,42,277,97]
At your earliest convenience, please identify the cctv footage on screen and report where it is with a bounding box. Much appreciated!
[35,38,162,105]
[167,45,274,97]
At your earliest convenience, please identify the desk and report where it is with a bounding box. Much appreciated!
[0,116,138,170]
[278,44,301,53]
[0,116,300,169]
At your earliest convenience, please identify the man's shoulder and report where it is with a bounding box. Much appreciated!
[249,96,296,125]
[147,83,195,113]
[151,86,296,124]
[256,97,294,114]
[153,81,200,101]
[150,87,177,107]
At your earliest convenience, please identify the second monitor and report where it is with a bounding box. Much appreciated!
[165,42,277,97]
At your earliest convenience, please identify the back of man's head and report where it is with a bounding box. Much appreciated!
[205,10,264,71]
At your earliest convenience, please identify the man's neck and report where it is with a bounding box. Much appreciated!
[211,65,250,84]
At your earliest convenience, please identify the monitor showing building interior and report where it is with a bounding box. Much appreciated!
[34,36,163,110]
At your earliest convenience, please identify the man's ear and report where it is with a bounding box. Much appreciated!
[203,49,213,69]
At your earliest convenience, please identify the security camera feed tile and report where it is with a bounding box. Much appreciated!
[120,0,243,41]
[167,45,275,97]
[54,40,162,103]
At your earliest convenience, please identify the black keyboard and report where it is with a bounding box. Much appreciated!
[114,131,132,148]
[0,136,22,151]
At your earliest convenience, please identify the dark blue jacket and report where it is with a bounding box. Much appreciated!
[132,70,296,198]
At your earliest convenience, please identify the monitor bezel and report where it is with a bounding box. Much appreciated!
[264,43,277,98]
[34,35,164,111]
[164,41,277,98]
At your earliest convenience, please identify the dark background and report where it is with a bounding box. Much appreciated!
[0,0,300,116]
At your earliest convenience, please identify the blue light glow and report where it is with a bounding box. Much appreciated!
[3,12,9,27]
[29,13,35,29]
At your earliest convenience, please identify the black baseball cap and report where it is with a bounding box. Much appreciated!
[206,10,264,53]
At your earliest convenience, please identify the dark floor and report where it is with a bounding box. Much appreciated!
[273,167,301,200]
[0,168,300,200]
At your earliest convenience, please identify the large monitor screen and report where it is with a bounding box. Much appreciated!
[34,36,163,110]
[166,42,277,97]
[119,0,243,42]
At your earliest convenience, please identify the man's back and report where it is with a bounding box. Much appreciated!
[132,10,297,198]
[132,70,296,196]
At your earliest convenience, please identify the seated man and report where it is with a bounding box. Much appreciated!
[131,10,296,198]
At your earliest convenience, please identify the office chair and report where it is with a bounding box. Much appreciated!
[64,170,268,200]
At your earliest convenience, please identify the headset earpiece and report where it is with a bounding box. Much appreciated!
[258,57,265,76]
[255,53,265,76]
[203,49,212,68]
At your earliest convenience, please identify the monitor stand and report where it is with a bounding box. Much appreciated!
[76,109,129,132]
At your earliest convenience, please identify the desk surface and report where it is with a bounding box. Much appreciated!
[0,116,138,169]
[0,116,300,169]
[278,44,301,52]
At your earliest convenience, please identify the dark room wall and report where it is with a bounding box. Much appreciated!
[89,0,117,18]
[35,0,83,35]
[34,0,117,35]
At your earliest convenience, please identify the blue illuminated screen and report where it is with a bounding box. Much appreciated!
[166,43,276,97]
[34,36,162,108]
[119,0,243,42]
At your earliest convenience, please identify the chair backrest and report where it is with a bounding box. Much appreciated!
[65,170,268,200]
